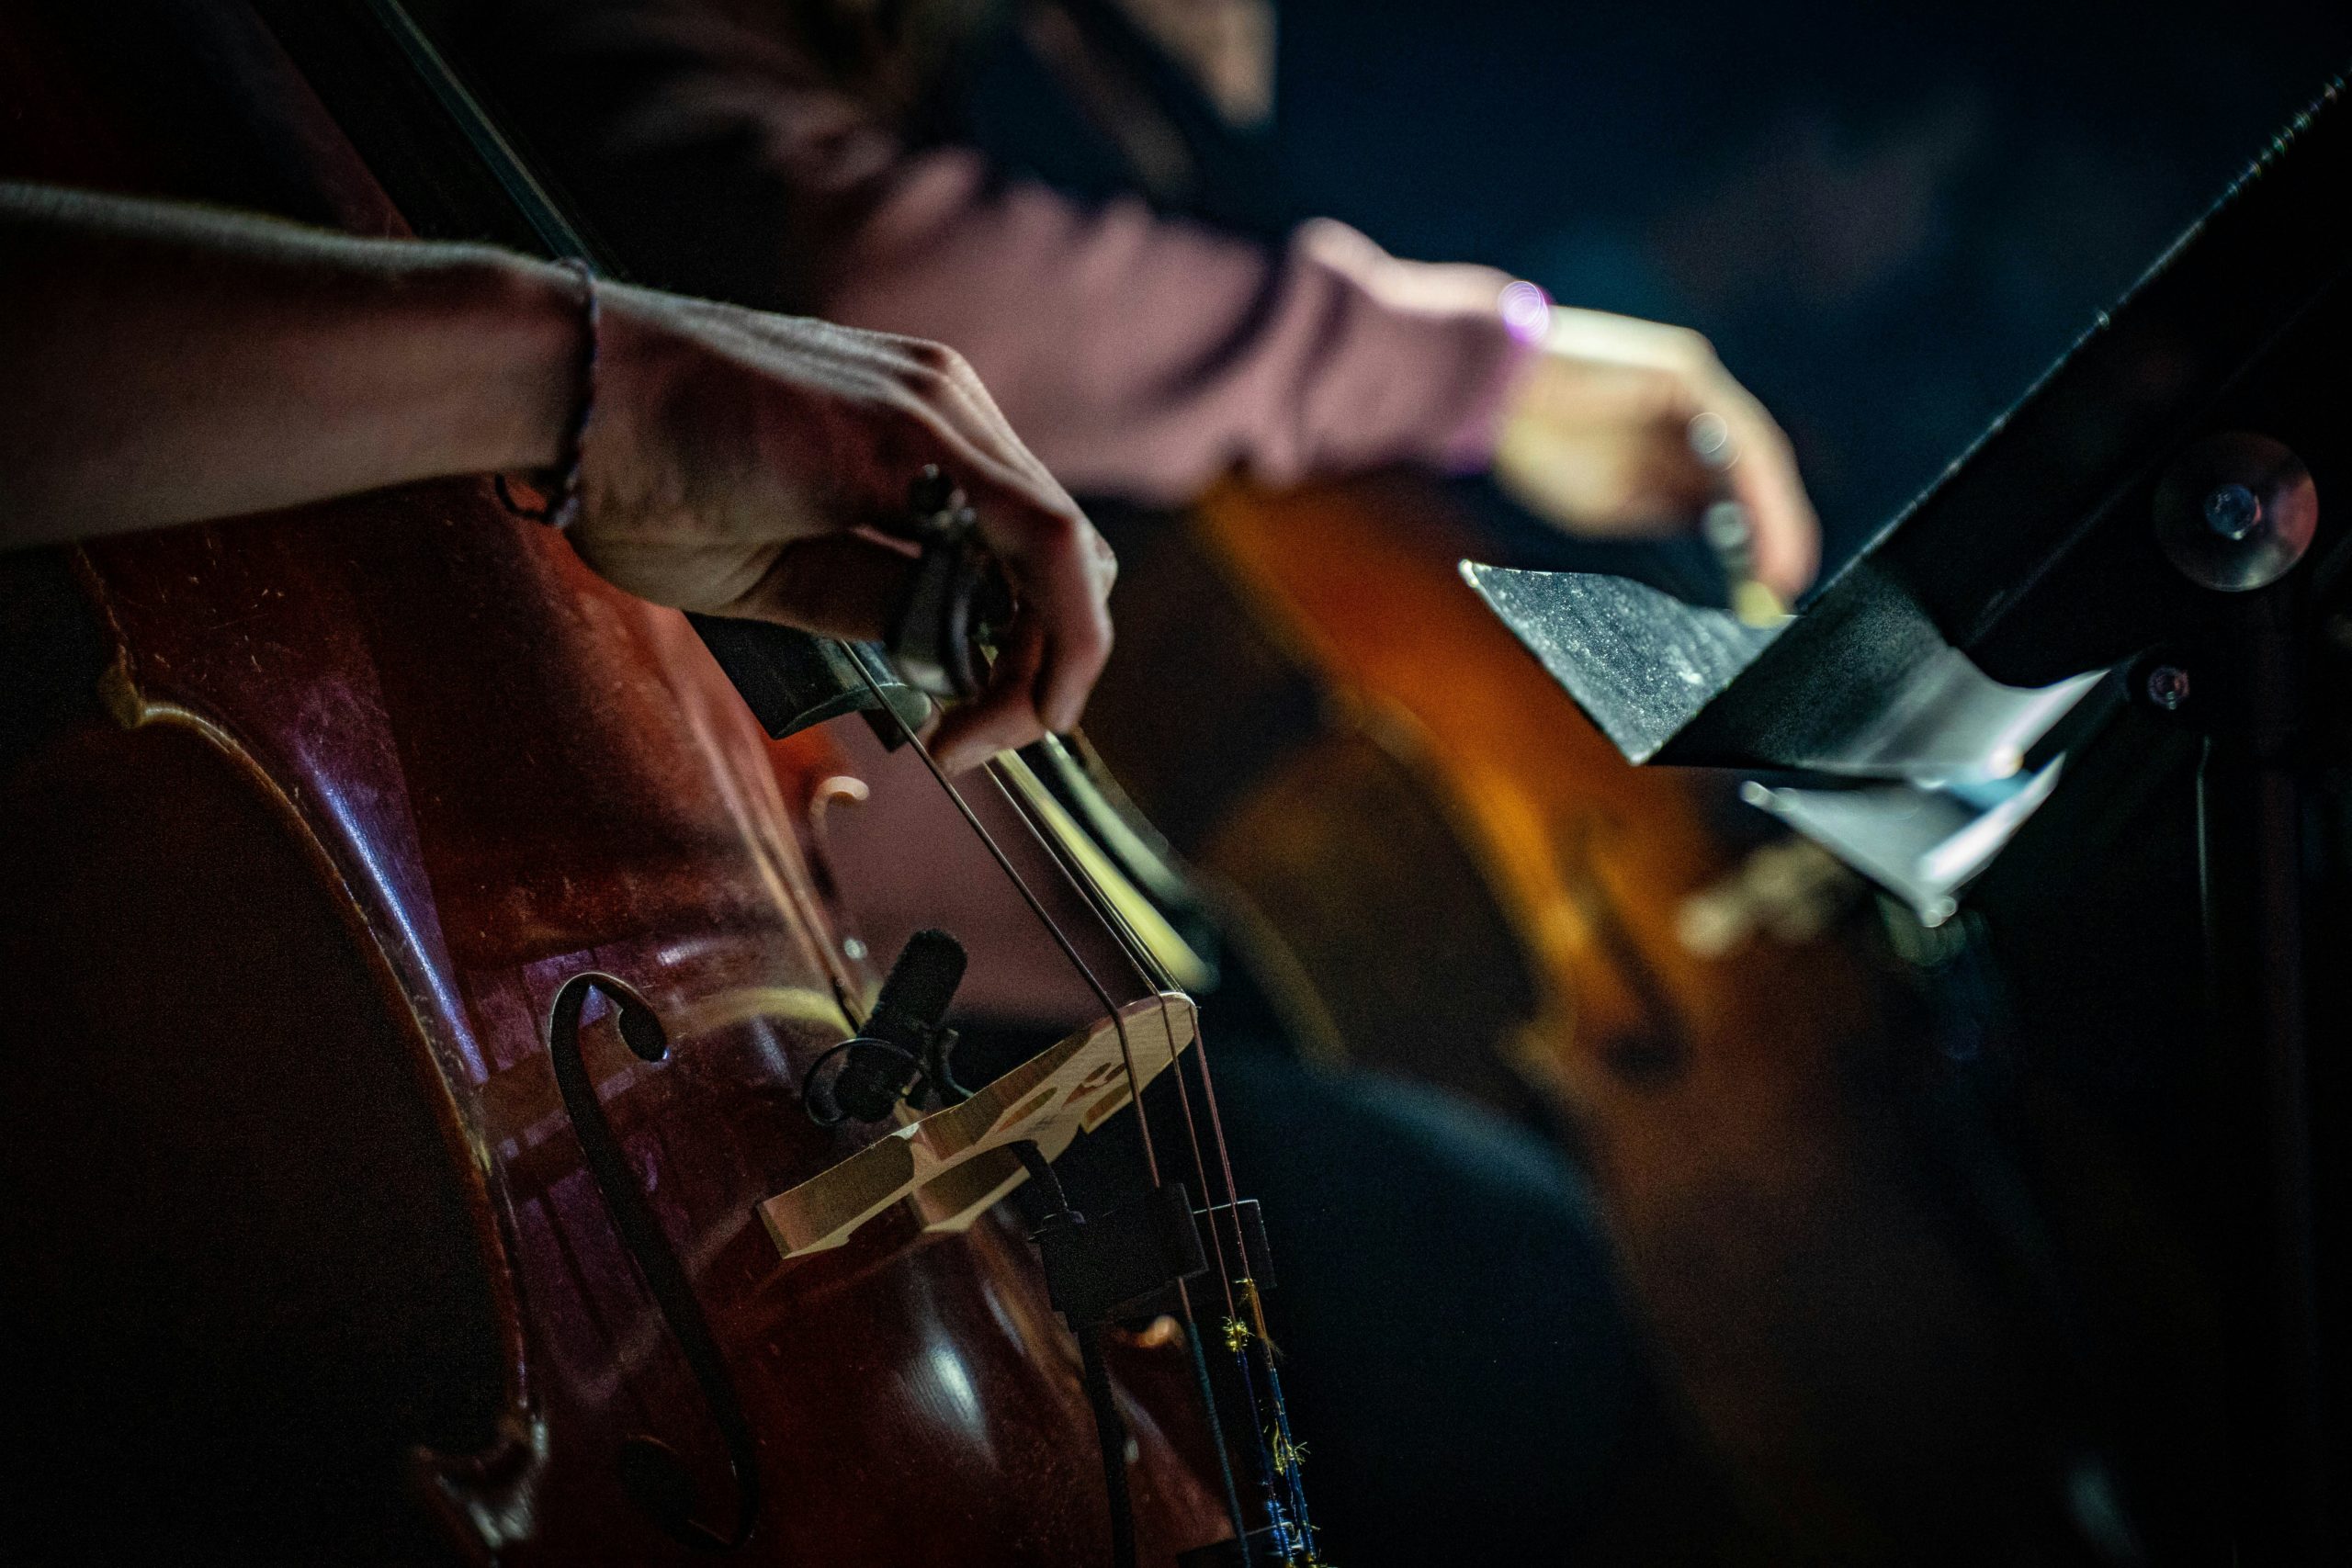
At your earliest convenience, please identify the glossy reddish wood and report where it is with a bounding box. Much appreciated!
[0,3,1225,1561]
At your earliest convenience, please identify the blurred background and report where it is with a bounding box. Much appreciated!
[1268,0,2352,568]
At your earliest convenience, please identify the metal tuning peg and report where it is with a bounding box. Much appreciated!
[887,467,1014,700]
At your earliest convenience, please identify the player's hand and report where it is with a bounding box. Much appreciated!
[1490,307,1819,603]
[575,285,1114,770]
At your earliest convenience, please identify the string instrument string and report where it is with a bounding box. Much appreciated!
[842,659,1169,1187]
[973,751,1313,1559]
[972,752,1319,1562]
[846,657,1318,1563]
[970,757,1246,1324]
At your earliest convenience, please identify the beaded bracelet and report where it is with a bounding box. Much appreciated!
[494,256,599,532]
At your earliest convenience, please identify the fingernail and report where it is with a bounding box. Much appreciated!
[1731,580,1789,626]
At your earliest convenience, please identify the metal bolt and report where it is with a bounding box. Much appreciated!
[2202,481,2263,541]
[2145,664,2191,711]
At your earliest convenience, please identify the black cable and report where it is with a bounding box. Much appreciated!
[1010,1141,1139,1568]
[1076,1322,1139,1568]
[1183,1318,1253,1567]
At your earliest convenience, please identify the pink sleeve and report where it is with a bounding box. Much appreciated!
[602,8,1544,501]
[815,157,1544,500]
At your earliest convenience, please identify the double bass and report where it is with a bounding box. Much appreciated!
[0,0,1309,1562]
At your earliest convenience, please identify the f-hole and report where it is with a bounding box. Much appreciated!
[548,972,761,1551]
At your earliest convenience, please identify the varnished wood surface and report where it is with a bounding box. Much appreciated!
[0,2,1227,1560]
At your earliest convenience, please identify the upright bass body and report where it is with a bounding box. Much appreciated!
[0,3,1225,1561]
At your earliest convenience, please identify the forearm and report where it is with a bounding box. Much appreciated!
[0,183,580,547]
[814,163,1534,500]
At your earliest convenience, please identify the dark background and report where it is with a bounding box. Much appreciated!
[1272,1,2352,572]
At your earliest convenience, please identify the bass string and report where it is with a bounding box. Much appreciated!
[965,742,1315,1558]
[844,661,1166,1184]
[324,0,1279,1544]
[965,753,1322,1562]
[968,756,1250,1330]
[842,663,1264,1522]
[843,662,1306,1540]
[842,667,1326,1561]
